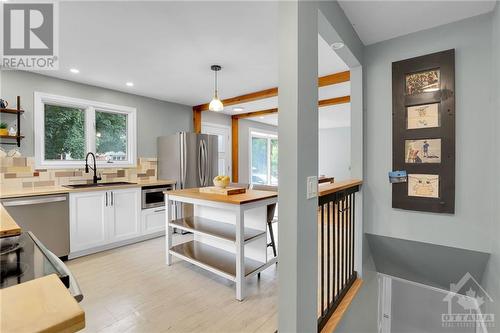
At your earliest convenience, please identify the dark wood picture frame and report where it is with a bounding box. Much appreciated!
[392,49,455,213]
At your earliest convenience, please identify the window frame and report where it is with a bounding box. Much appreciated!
[34,92,137,168]
[249,128,278,186]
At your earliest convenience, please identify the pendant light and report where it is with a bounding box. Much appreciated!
[209,65,224,112]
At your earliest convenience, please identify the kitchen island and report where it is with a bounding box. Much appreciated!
[164,188,278,300]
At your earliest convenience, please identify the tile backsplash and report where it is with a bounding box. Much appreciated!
[0,157,157,191]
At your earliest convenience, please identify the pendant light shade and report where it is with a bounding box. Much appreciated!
[209,65,224,112]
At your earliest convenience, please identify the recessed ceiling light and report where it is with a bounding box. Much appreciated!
[126,82,134,87]
[330,42,344,50]
[70,68,79,74]
[233,107,244,112]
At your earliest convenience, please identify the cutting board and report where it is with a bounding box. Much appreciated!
[199,186,247,195]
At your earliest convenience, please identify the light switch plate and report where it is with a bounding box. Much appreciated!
[306,176,318,199]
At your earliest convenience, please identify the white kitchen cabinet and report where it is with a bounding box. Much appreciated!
[69,188,141,256]
[108,188,141,242]
[141,206,166,235]
[69,190,108,252]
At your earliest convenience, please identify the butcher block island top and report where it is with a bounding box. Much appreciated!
[0,274,85,333]
[165,188,277,205]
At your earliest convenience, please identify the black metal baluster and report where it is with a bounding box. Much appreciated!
[326,201,331,308]
[320,203,325,316]
[336,194,340,299]
[342,195,347,289]
[352,193,355,277]
[349,193,352,279]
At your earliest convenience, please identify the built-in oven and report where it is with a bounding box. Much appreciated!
[141,184,174,209]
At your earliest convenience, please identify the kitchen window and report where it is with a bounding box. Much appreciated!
[250,130,278,186]
[34,92,136,168]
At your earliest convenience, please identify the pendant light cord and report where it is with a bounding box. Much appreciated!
[214,69,218,98]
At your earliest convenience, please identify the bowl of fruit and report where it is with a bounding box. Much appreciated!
[213,175,230,188]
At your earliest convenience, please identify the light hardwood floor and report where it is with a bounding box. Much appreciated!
[67,235,278,333]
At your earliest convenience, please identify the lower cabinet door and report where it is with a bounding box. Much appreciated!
[141,207,166,235]
[70,191,108,252]
[108,188,141,242]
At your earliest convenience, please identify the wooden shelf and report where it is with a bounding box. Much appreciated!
[0,135,24,139]
[169,216,265,243]
[0,96,24,147]
[0,108,24,114]
[170,240,264,279]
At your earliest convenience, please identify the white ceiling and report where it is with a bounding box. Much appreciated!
[37,1,347,107]
[338,1,497,45]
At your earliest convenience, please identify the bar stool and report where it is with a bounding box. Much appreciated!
[251,184,278,258]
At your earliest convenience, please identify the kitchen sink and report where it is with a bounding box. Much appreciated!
[63,181,137,189]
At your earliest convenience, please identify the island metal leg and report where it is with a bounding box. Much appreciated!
[235,209,245,301]
[165,197,173,265]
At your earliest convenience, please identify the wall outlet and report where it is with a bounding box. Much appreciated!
[306,176,318,199]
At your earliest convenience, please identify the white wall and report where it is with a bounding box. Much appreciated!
[202,111,231,127]
[318,127,351,181]
[364,13,495,253]
[201,112,278,184]
[482,3,500,327]
[238,119,277,184]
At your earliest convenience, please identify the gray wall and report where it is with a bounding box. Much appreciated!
[364,13,495,253]
[318,127,351,181]
[0,71,192,157]
[482,3,500,329]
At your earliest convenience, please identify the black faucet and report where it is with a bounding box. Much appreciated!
[85,152,102,184]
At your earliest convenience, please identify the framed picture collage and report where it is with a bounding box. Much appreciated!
[392,49,456,213]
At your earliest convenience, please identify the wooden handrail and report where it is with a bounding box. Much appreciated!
[318,179,362,197]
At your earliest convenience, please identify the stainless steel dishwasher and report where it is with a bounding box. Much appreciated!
[1,194,69,259]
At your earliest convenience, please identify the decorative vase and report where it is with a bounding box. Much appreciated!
[0,128,8,136]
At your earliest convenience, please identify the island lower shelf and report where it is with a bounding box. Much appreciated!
[169,216,265,243]
[169,240,265,281]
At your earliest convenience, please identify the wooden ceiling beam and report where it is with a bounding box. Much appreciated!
[231,108,278,120]
[318,71,350,87]
[230,95,350,120]
[193,88,277,112]
[318,95,351,108]
[193,70,350,112]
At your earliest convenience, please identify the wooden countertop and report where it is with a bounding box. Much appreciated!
[0,274,85,333]
[318,179,362,197]
[166,188,277,205]
[0,203,21,237]
[0,179,176,199]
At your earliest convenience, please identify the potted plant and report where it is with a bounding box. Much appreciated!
[0,122,8,136]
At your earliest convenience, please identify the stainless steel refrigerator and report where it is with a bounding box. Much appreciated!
[157,132,218,190]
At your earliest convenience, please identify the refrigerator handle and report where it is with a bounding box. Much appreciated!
[198,140,204,186]
[182,133,187,188]
[203,140,209,186]
[179,133,184,188]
